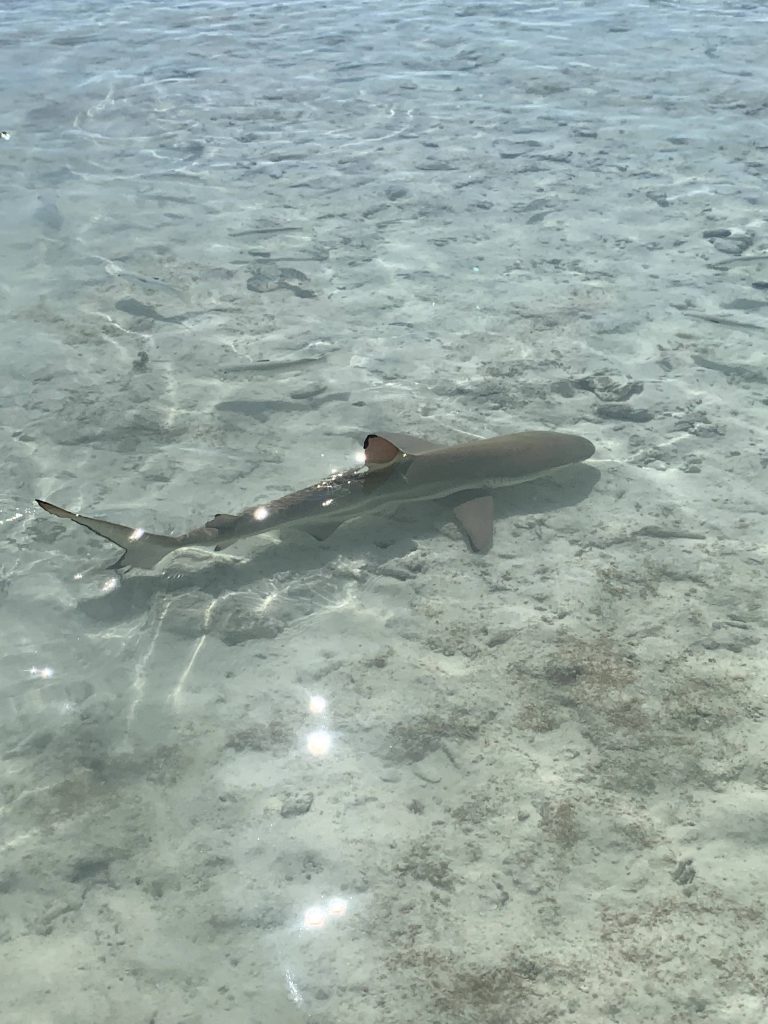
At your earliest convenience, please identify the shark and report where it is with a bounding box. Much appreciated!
[36,429,595,571]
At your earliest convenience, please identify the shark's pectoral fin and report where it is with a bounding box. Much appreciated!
[36,499,182,570]
[301,521,341,542]
[450,492,494,553]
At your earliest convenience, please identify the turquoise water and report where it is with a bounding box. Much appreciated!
[2,2,768,1022]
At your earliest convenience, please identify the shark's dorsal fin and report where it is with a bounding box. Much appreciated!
[206,512,239,530]
[363,431,439,466]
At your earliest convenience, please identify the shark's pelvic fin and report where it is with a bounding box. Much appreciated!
[35,499,183,570]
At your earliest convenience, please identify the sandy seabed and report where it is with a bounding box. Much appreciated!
[2,1,768,1022]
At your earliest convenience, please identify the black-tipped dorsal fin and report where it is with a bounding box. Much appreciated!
[363,431,439,466]
[205,512,239,530]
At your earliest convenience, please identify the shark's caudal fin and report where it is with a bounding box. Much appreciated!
[36,500,183,570]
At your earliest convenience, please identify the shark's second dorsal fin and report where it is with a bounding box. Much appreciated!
[363,431,439,466]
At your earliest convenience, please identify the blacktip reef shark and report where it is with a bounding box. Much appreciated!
[36,429,595,572]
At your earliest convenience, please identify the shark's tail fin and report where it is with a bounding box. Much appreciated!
[36,499,184,571]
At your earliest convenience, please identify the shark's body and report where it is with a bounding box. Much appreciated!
[36,429,595,571]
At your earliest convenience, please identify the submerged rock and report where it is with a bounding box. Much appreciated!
[596,403,653,423]
[246,261,316,298]
[574,374,644,403]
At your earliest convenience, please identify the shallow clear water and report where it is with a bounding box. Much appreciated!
[2,2,768,1022]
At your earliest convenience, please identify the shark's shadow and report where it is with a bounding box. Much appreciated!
[77,464,600,625]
